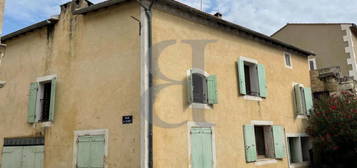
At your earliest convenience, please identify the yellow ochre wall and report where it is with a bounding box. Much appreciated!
[151,8,310,168]
[0,2,141,168]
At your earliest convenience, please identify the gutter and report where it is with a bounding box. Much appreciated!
[2,18,59,41]
[138,1,155,168]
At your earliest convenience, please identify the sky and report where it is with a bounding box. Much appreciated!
[3,0,357,36]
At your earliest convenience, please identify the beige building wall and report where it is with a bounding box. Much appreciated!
[0,2,141,168]
[0,0,4,36]
[152,8,310,168]
[272,24,350,77]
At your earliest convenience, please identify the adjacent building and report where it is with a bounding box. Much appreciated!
[0,0,314,168]
[272,23,357,96]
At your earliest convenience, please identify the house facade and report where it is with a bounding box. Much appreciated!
[0,0,314,168]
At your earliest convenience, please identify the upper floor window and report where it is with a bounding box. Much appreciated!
[187,69,217,105]
[28,75,57,123]
[308,58,317,70]
[237,57,267,98]
[284,52,292,68]
[293,84,313,116]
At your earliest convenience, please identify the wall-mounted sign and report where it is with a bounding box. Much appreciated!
[122,115,133,124]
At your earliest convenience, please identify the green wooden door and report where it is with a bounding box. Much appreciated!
[22,146,44,168]
[2,146,43,168]
[2,147,22,168]
[77,135,105,168]
[191,127,213,168]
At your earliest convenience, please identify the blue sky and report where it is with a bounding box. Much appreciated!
[4,0,357,36]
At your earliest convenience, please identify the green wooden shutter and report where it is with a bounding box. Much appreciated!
[22,146,44,168]
[294,84,304,115]
[304,87,313,115]
[49,78,56,121]
[237,59,246,95]
[28,82,38,123]
[2,147,23,168]
[187,70,193,104]
[243,125,257,162]
[272,126,285,159]
[77,136,92,168]
[207,75,218,104]
[190,128,213,168]
[258,64,267,98]
[89,135,105,168]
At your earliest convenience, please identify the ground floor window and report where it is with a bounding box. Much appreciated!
[244,124,285,163]
[288,136,312,164]
[190,127,214,168]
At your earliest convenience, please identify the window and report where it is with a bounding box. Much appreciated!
[308,58,317,70]
[287,136,312,165]
[28,75,57,123]
[284,52,292,68]
[190,127,214,168]
[243,124,285,163]
[237,57,267,98]
[293,84,313,116]
[187,69,217,105]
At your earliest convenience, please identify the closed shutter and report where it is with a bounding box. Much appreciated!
[243,125,257,162]
[77,135,105,168]
[272,126,285,159]
[22,146,44,168]
[49,78,56,121]
[294,84,304,115]
[257,64,267,98]
[28,82,38,123]
[303,87,313,115]
[207,75,218,104]
[187,70,193,104]
[2,147,22,168]
[190,128,213,168]
[237,59,246,95]
[90,135,105,167]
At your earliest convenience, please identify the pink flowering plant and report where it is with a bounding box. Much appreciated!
[306,91,357,165]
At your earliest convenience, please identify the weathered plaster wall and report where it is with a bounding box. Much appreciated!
[0,2,141,168]
[273,24,350,77]
[152,8,310,168]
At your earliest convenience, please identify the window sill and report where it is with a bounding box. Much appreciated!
[189,103,212,109]
[254,159,277,166]
[243,95,263,101]
[33,121,53,128]
[290,161,310,168]
[297,115,308,119]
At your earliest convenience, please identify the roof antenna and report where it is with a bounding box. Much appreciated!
[200,0,203,11]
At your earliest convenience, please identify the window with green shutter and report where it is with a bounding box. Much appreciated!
[237,58,267,98]
[187,69,218,105]
[244,124,286,162]
[294,84,313,116]
[77,135,105,168]
[27,75,57,123]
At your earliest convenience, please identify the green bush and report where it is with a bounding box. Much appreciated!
[306,91,357,167]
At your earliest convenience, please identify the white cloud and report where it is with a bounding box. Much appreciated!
[4,0,357,35]
[179,0,357,35]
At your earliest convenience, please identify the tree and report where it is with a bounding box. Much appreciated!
[306,91,357,167]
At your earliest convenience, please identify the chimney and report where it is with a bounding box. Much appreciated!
[214,12,222,19]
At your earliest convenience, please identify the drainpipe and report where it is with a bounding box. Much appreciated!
[138,0,155,168]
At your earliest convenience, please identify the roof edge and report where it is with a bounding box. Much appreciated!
[2,18,59,42]
[72,0,129,15]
